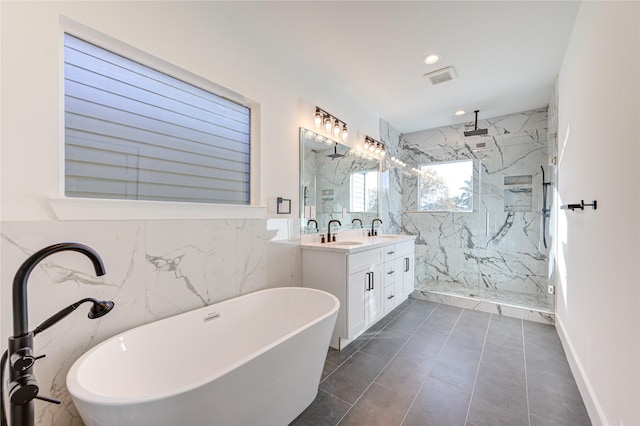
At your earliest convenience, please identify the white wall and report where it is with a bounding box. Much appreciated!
[556,2,640,425]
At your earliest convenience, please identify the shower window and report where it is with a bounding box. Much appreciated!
[418,159,473,212]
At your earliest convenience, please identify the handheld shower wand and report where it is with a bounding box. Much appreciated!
[541,166,551,249]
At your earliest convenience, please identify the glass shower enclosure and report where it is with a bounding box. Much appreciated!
[403,110,555,312]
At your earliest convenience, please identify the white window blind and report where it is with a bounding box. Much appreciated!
[64,34,251,204]
[350,172,366,212]
[350,170,378,213]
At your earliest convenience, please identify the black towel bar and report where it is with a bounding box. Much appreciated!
[561,200,597,211]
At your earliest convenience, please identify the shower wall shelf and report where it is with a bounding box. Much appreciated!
[561,200,597,211]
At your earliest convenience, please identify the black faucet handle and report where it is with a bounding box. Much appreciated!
[34,394,61,405]
[9,375,39,405]
[10,348,36,372]
[9,373,61,406]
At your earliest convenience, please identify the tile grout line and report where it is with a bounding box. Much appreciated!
[335,300,441,426]
[320,299,417,384]
[399,306,469,426]
[462,311,492,426]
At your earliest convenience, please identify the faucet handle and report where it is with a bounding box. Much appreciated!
[8,375,39,405]
[34,394,62,405]
[9,373,61,406]
[10,347,36,372]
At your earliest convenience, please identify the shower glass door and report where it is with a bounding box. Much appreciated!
[473,139,554,312]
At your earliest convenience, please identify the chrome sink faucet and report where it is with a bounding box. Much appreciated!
[327,219,341,242]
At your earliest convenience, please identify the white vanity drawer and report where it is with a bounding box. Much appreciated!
[384,285,396,313]
[384,260,396,286]
[383,245,397,263]
[347,247,384,273]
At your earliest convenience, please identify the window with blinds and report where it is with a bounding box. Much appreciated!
[64,34,251,205]
[350,170,379,212]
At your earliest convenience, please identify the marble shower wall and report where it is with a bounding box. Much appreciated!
[0,218,300,425]
[402,108,553,297]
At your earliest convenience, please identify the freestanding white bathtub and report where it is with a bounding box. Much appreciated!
[67,287,339,426]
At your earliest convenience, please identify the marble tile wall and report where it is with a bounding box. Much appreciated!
[380,119,404,234]
[401,109,554,303]
[0,218,300,425]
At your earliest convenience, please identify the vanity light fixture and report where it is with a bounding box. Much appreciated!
[362,136,386,160]
[314,107,348,142]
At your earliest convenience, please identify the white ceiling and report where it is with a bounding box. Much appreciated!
[237,1,581,134]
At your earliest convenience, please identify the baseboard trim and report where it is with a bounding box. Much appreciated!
[555,315,606,426]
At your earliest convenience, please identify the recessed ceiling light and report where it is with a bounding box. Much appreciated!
[455,110,466,116]
[424,53,441,65]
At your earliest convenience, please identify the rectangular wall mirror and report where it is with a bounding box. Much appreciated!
[300,127,380,234]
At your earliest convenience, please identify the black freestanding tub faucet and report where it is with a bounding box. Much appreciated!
[4,243,108,426]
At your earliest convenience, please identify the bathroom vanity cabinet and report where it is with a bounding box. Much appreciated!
[301,236,415,350]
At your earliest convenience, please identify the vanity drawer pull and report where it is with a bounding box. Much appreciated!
[387,294,395,300]
[387,270,395,275]
[387,250,395,255]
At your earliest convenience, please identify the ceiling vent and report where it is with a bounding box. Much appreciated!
[423,66,457,85]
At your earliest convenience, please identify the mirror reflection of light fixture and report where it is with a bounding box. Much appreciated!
[314,106,348,142]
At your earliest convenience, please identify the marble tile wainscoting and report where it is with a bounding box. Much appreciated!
[0,218,300,425]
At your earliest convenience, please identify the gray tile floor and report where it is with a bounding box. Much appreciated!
[291,298,591,426]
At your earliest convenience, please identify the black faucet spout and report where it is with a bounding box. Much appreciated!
[327,220,341,242]
[371,219,383,236]
[307,219,319,233]
[12,243,105,338]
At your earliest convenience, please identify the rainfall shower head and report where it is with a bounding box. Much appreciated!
[464,110,488,137]
[326,143,345,159]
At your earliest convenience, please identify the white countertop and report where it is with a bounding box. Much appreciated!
[300,234,416,254]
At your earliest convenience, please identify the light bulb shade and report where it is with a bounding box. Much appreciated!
[332,119,340,137]
[324,117,332,132]
[375,144,381,154]
[341,124,348,141]
[314,110,322,128]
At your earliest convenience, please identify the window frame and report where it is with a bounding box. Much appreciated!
[52,16,264,220]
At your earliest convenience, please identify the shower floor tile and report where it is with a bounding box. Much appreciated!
[290,298,590,426]
[417,280,554,311]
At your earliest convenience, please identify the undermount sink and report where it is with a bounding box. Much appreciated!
[331,241,363,246]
